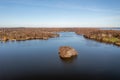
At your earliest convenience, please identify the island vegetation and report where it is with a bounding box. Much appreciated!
[0,28,120,46]
[59,46,78,59]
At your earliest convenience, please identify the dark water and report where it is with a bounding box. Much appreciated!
[0,32,120,80]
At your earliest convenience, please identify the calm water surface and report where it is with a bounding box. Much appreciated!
[0,32,120,80]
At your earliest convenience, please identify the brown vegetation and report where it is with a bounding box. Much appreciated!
[0,28,59,42]
[59,46,78,59]
[0,28,120,46]
[0,28,99,42]
[73,28,99,35]
[84,30,120,46]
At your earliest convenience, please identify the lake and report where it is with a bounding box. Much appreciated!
[0,32,120,80]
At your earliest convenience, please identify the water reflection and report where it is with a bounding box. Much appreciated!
[59,56,78,64]
[0,32,120,80]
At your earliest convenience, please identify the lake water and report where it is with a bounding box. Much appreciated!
[0,32,120,80]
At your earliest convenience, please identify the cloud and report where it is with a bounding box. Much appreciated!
[1,0,120,14]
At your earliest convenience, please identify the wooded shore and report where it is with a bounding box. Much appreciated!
[0,28,120,46]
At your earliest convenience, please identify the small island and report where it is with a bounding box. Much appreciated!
[59,46,78,59]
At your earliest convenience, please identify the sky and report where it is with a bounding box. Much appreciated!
[0,0,120,27]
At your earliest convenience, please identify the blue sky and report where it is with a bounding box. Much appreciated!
[0,0,120,27]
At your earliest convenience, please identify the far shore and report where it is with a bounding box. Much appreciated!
[0,27,120,46]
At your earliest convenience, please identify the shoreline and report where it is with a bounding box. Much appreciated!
[83,30,120,46]
[0,28,120,46]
